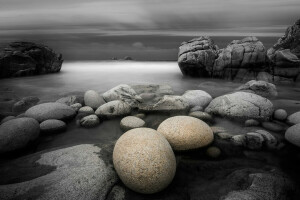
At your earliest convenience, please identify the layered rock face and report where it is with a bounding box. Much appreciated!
[0,42,63,78]
[178,36,218,76]
[213,36,267,80]
[267,19,300,80]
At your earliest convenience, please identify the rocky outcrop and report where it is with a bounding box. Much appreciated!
[213,36,267,80]
[267,19,300,80]
[0,42,63,78]
[178,36,218,77]
[235,80,278,98]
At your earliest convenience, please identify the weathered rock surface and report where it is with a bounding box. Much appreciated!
[0,42,63,78]
[178,36,218,76]
[113,128,176,194]
[244,132,265,150]
[236,80,278,98]
[205,92,274,121]
[70,103,82,112]
[0,144,118,200]
[56,95,84,106]
[157,116,213,150]
[80,114,100,128]
[25,102,76,122]
[95,100,131,118]
[0,118,39,153]
[40,119,67,134]
[12,96,40,113]
[182,90,212,108]
[267,19,300,80]
[120,116,145,131]
[213,37,266,80]
[84,90,105,110]
[285,123,300,147]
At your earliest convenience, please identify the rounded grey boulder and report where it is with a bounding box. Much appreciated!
[285,123,300,147]
[120,116,146,131]
[287,111,300,125]
[182,90,212,108]
[40,119,67,134]
[78,106,94,115]
[25,102,76,122]
[0,118,40,153]
[274,109,288,121]
[84,90,105,110]
[95,100,131,118]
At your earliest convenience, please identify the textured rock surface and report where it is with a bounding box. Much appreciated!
[178,36,218,76]
[274,109,288,121]
[12,96,40,113]
[287,111,300,125]
[103,84,142,107]
[182,90,212,108]
[80,114,100,128]
[0,42,63,78]
[236,80,278,98]
[78,106,94,115]
[205,92,274,121]
[255,130,277,149]
[40,119,67,134]
[0,118,39,153]
[157,116,213,150]
[56,95,84,106]
[25,102,76,122]
[113,128,176,194]
[189,111,213,123]
[267,19,300,79]
[95,100,131,118]
[244,132,265,150]
[0,144,118,200]
[84,90,105,110]
[213,37,266,80]
[70,103,82,112]
[120,116,145,131]
[285,123,300,147]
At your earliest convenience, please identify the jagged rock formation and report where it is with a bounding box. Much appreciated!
[267,19,300,80]
[178,36,218,77]
[0,42,63,78]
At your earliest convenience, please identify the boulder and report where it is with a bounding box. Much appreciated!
[267,19,300,80]
[274,109,288,121]
[80,115,100,128]
[120,116,146,131]
[113,128,176,194]
[70,103,82,112]
[12,96,40,113]
[157,116,213,150]
[0,144,118,199]
[0,42,63,78]
[95,100,131,118]
[40,119,67,134]
[0,118,40,153]
[205,92,274,121]
[178,36,218,76]
[78,106,94,115]
[235,80,278,98]
[213,37,266,80]
[287,111,300,125]
[285,123,300,147]
[182,90,212,108]
[139,95,189,113]
[56,95,84,106]
[84,90,105,110]
[102,84,142,107]
[25,102,76,122]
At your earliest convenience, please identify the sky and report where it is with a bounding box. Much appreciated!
[0,0,299,60]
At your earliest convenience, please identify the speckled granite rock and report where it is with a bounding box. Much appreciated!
[120,116,145,131]
[182,90,212,108]
[157,116,213,150]
[78,106,94,115]
[236,80,278,98]
[80,115,100,128]
[113,128,176,194]
[40,119,67,134]
[95,100,131,118]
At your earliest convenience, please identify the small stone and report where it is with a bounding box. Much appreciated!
[78,106,94,115]
[274,109,288,121]
[190,106,203,112]
[206,146,221,158]
[70,103,82,112]
[40,119,67,134]
[80,115,100,128]
[255,130,277,149]
[84,90,105,110]
[262,122,284,132]
[244,132,265,150]
[285,123,300,147]
[189,111,213,123]
[231,135,245,146]
[134,113,145,119]
[287,111,300,125]
[245,119,260,127]
[120,116,146,131]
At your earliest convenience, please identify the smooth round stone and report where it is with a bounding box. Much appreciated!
[262,122,284,132]
[274,109,288,121]
[0,116,16,124]
[78,106,94,115]
[25,102,76,122]
[134,113,146,119]
[40,119,67,134]
[84,90,105,110]
[287,111,300,125]
[189,111,213,123]
[70,103,82,112]
[182,90,212,108]
[113,128,176,194]
[0,118,40,153]
[244,119,260,127]
[285,123,300,147]
[120,116,146,131]
[206,146,221,158]
[157,116,214,150]
[80,115,100,128]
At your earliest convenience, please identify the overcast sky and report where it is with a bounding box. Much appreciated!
[0,0,299,60]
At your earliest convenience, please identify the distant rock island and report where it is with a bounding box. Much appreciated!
[0,42,63,78]
[111,56,133,60]
[178,19,300,83]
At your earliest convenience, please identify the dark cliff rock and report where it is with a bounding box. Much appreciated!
[0,42,63,78]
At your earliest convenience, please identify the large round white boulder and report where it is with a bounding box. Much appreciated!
[113,128,176,194]
[157,116,214,150]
